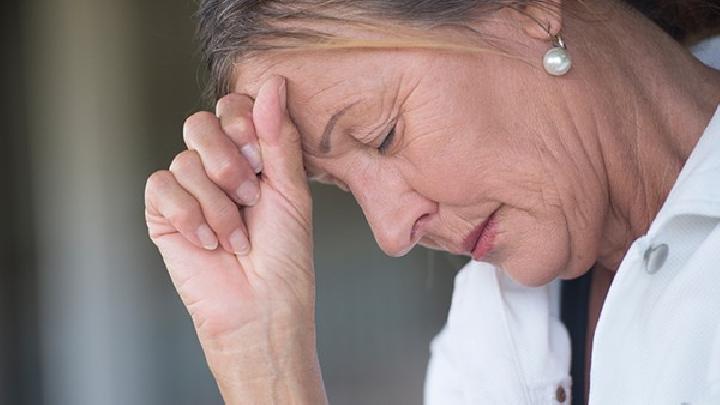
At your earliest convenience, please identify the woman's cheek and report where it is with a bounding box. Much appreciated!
[333,153,381,195]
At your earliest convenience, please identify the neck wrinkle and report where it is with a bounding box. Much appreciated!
[587,10,720,272]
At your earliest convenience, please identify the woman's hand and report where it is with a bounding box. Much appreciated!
[144,76,327,404]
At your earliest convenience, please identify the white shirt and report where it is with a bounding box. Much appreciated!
[589,105,720,404]
[692,36,720,70]
[425,41,720,405]
[424,263,572,404]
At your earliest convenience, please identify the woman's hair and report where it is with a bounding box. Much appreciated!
[196,0,719,103]
[628,0,720,44]
[195,0,557,102]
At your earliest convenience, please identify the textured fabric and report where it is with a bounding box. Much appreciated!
[424,262,572,405]
[589,105,720,404]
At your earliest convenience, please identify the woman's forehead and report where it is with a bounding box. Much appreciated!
[231,54,397,160]
[232,50,399,97]
[233,52,396,126]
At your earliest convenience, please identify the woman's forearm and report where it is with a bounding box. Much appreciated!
[202,319,328,405]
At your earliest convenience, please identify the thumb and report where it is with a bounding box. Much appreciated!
[253,75,309,197]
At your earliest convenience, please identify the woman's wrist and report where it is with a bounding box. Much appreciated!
[212,352,327,405]
[201,314,327,405]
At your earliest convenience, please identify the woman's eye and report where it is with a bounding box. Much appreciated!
[378,124,396,154]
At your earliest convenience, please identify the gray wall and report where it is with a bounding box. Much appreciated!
[17,0,462,404]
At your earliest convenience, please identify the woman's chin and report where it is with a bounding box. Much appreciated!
[502,261,565,287]
[493,240,572,287]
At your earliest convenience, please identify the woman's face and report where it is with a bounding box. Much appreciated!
[235,35,606,286]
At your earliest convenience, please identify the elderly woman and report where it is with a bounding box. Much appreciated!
[144,0,720,403]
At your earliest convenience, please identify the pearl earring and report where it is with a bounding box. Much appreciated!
[543,34,572,76]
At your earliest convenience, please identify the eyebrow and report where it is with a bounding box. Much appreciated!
[318,102,358,154]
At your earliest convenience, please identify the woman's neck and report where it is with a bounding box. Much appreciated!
[573,1,720,271]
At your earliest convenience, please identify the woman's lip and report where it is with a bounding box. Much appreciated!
[462,216,491,253]
[463,210,498,259]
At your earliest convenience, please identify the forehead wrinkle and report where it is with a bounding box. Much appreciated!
[307,80,344,100]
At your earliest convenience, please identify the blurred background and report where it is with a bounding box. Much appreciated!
[2,1,718,405]
[0,1,462,404]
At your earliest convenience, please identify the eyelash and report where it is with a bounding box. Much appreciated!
[378,124,396,154]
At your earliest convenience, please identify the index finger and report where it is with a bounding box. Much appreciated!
[216,93,263,174]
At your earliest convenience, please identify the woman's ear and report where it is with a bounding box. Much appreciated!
[515,0,563,41]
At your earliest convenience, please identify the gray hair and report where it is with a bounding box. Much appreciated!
[195,0,552,103]
[195,0,719,103]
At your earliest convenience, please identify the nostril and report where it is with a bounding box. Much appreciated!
[411,213,432,241]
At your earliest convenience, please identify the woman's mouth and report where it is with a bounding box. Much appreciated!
[462,210,498,261]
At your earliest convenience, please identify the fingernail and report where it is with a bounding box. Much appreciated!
[229,229,250,256]
[197,225,218,251]
[241,143,263,174]
[277,77,286,111]
[236,180,260,205]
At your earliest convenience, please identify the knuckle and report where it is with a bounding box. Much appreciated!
[210,200,241,226]
[170,150,201,174]
[216,93,253,114]
[168,199,201,227]
[208,158,239,183]
[223,116,254,139]
[146,170,174,194]
[183,111,216,143]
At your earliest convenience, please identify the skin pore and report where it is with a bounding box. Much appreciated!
[233,0,720,288]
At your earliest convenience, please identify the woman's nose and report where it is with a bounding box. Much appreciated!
[353,178,436,257]
[366,204,420,257]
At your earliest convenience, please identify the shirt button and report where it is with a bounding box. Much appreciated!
[643,243,669,274]
[555,385,567,403]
